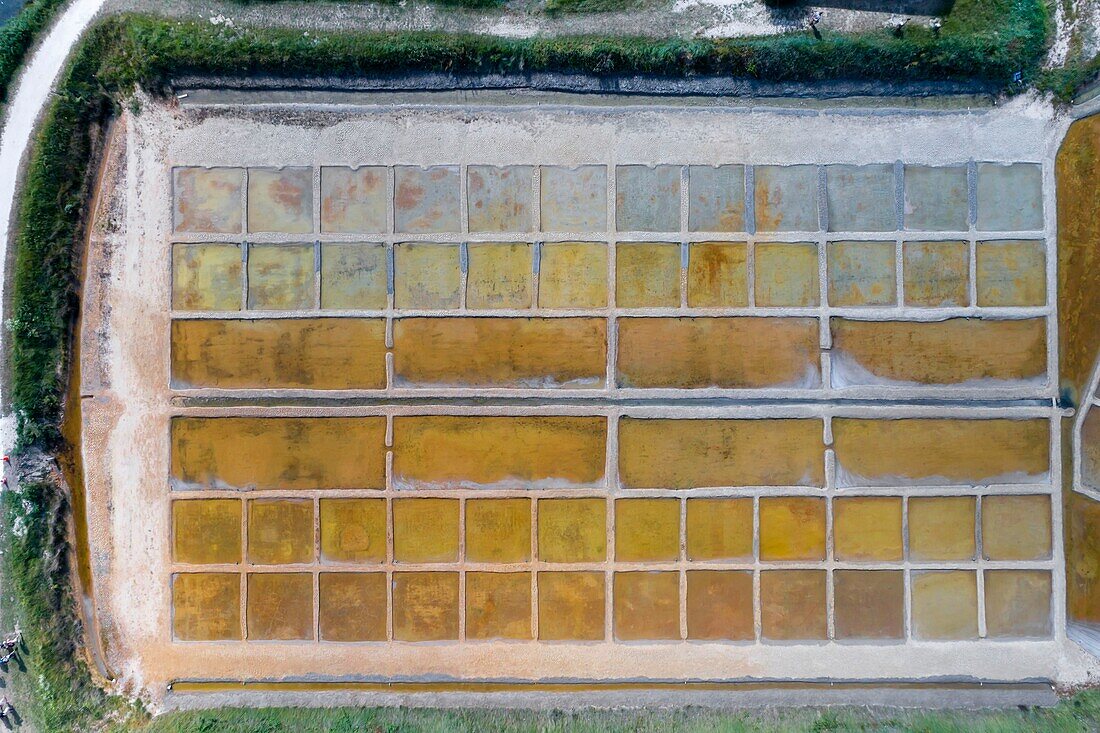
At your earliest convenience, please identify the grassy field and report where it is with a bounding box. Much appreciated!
[142,692,1100,733]
[0,0,65,105]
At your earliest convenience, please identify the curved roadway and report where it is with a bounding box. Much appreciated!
[0,0,106,452]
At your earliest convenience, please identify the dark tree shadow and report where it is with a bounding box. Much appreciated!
[763,0,954,17]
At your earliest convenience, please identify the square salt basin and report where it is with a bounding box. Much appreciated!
[468,165,534,232]
[246,243,315,310]
[466,242,534,309]
[393,242,461,309]
[537,571,605,641]
[540,166,606,232]
[172,243,242,311]
[754,165,819,232]
[394,166,460,233]
[537,242,608,309]
[615,242,681,308]
[976,163,1043,231]
[172,573,241,641]
[827,241,897,306]
[975,239,1047,306]
[320,243,387,310]
[173,167,243,234]
[904,165,969,231]
[754,242,819,307]
[826,164,897,233]
[688,165,745,232]
[615,165,680,232]
[903,240,969,307]
[247,167,313,234]
[320,166,389,233]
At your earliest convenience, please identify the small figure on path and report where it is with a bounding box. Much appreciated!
[0,696,12,721]
[1,630,20,653]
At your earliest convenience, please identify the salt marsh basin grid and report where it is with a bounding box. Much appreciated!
[78,91,1097,702]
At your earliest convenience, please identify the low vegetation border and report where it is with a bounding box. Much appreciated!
[0,0,67,107]
[3,3,1095,728]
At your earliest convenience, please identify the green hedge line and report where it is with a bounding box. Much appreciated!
[115,2,1046,86]
[2,479,113,730]
[0,0,67,106]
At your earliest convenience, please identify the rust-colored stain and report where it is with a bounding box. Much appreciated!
[619,418,824,489]
[172,243,242,311]
[392,572,460,642]
[467,166,534,233]
[320,498,386,565]
[466,243,533,309]
[172,573,241,641]
[538,498,607,563]
[617,317,819,389]
[759,497,826,561]
[173,167,243,234]
[686,570,753,640]
[614,498,679,562]
[754,165,818,232]
[246,573,314,641]
[247,167,313,234]
[1058,115,1100,628]
[393,318,607,389]
[319,573,387,641]
[832,418,1049,485]
[465,572,532,640]
[760,570,826,640]
[1069,493,1100,623]
[984,570,1052,639]
[911,571,977,640]
[981,495,1051,561]
[171,416,387,491]
[392,416,606,489]
[832,497,903,562]
[830,318,1047,385]
[247,499,315,565]
[172,499,241,564]
[537,571,605,641]
[613,572,680,641]
[686,242,748,308]
[902,240,969,307]
[171,318,387,390]
[394,166,460,234]
[908,496,976,561]
[320,166,388,234]
[392,498,460,563]
[686,498,753,561]
[833,571,904,640]
[465,498,531,563]
[1057,114,1100,401]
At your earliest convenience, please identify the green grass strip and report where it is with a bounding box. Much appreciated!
[0,0,67,106]
[145,693,1100,732]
